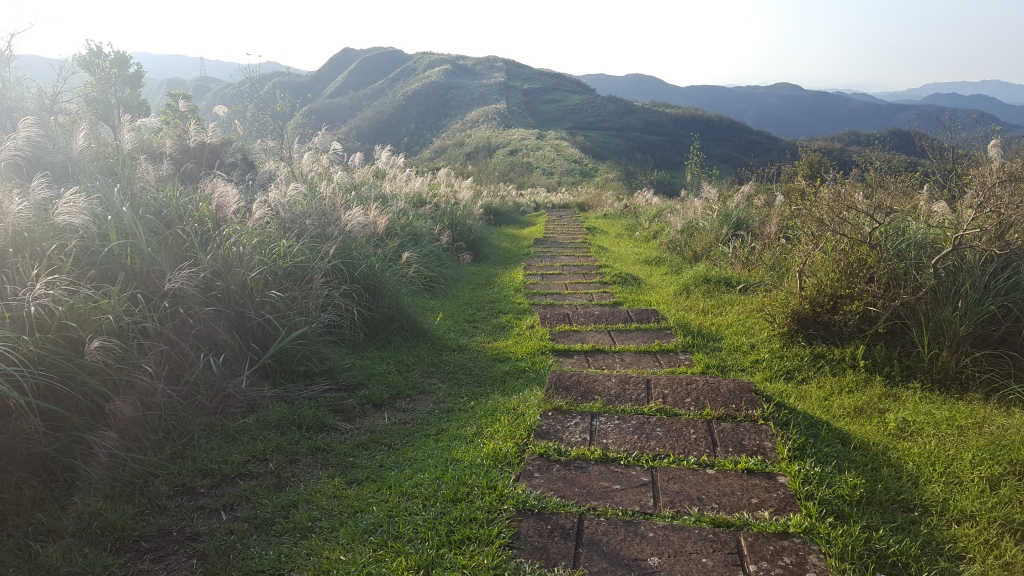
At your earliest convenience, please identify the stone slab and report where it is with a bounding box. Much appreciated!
[741,533,831,576]
[563,353,663,371]
[526,283,568,292]
[535,249,590,253]
[563,265,602,274]
[524,266,601,275]
[514,513,578,570]
[529,293,605,304]
[546,372,758,416]
[591,292,616,302]
[525,274,592,283]
[628,309,665,324]
[558,352,696,371]
[535,239,589,246]
[609,330,678,346]
[656,353,698,369]
[714,422,778,461]
[580,517,745,576]
[546,371,647,406]
[656,467,799,516]
[532,305,574,327]
[570,307,634,326]
[535,410,592,448]
[551,330,616,346]
[594,414,714,458]
[524,257,600,265]
[649,376,762,415]
[566,282,611,291]
[519,456,655,512]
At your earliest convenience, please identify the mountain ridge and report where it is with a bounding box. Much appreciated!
[577,73,1021,139]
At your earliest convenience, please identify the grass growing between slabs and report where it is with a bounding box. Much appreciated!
[582,211,1024,576]
[0,212,568,575]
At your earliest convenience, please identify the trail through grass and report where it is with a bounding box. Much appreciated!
[4,209,1023,575]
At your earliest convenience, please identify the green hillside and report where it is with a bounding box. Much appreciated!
[194,48,795,190]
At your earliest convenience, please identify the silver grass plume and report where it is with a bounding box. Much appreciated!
[164,262,203,295]
[0,183,30,241]
[213,105,229,118]
[0,116,45,169]
[116,114,138,151]
[84,336,124,365]
[28,172,57,204]
[52,186,95,230]
[200,177,242,221]
[72,122,91,158]
[988,138,1003,167]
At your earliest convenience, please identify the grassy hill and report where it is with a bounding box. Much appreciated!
[192,48,795,191]
[578,73,1022,139]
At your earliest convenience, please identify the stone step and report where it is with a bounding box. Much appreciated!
[550,329,677,347]
[524,265,603,274]
[535,239,589,246]
[525,273,604,283]
[533,305,663,327]
[526,282,612,293]
[524,256,600,265]
[533,251,593,258]
[545,371,762,415]
[515,513,831,575]
[528,293,616,304]
[534,410,778,460]
[556,351,694,371]
[519,456,799,517]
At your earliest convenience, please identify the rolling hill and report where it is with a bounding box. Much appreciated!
[577,73,1020,139]
[916,93,1024,126]
[188,48,796,190]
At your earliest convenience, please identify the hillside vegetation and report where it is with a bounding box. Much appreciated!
[181,47,794,191]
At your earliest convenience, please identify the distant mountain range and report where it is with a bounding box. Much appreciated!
[577,74,1024,139]
[868,80,1024,105]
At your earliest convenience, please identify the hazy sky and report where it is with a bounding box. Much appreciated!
[6,0,1023,91]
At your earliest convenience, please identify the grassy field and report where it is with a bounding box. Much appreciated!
[4,209,1023,575]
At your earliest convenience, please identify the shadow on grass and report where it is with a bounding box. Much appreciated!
[766,395,960,576]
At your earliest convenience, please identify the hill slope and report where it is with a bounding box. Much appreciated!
[918,93,1024,126]
[195,49,795,189]
[578,73,1019,139]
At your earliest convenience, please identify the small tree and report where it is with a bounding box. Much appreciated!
[158,90,202,139]
[74,40,150,134]
[684,134,720,192]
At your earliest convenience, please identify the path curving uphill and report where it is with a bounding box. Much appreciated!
[514,209,831,575]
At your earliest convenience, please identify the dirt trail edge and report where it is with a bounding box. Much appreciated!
[513,209,831,575]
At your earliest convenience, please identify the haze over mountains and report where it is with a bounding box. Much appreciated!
[15,53,303,85]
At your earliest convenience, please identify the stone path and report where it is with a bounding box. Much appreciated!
[514,209,831,575]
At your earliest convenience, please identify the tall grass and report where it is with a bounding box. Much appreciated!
[591,143,1024,398]
[0,104,550,489]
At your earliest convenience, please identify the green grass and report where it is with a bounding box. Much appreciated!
[584,211,1024,576]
